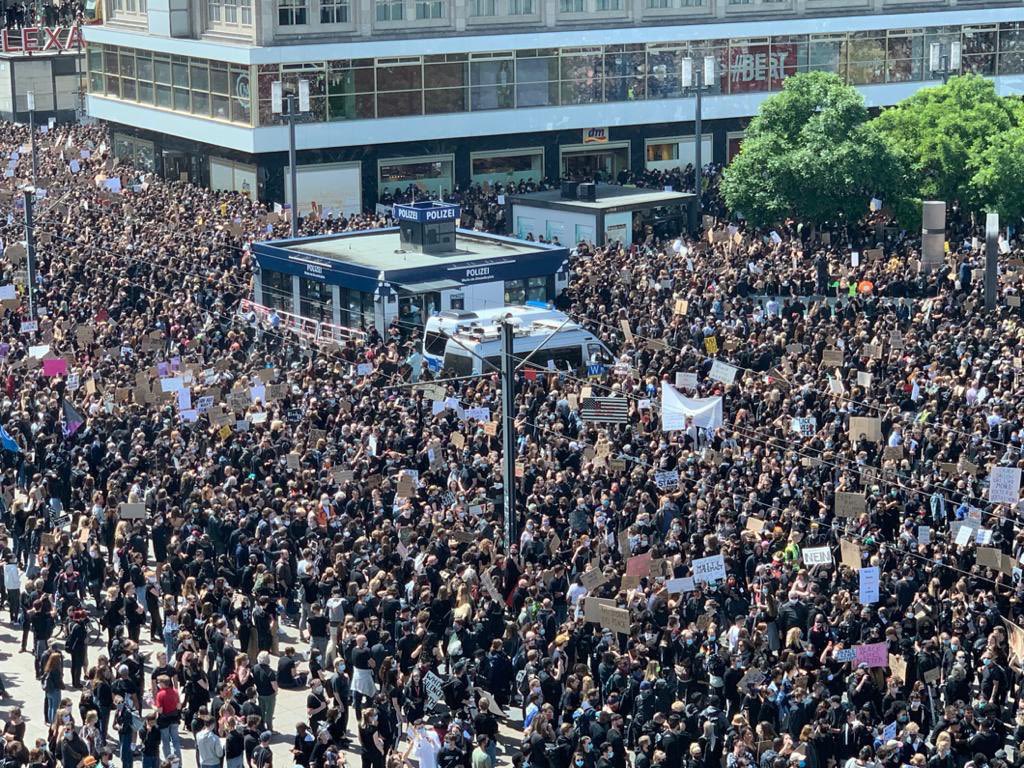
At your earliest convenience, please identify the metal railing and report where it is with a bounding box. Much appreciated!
[239,298,368,346]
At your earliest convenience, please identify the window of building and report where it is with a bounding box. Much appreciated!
[300,277,333,323]
[508,0,534,12]
[646,0,670,9]
[208,0,222,21]
[470,54,514,110]
[278,0,307,25]
[321,0,349,23]
[595,0,620,10]
[340,287,375,329]
[559,0,583,11]
[469,0,495,15]
[376,0,403,20]
[261,269,294,312]
[646,142,678,162]
[470,150,542,183]
[415,0,443,18]
[424,56,466,114]
[504,276,554,305]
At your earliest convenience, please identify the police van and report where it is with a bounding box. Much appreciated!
[422,306,613,376]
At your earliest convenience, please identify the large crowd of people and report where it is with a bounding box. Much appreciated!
[0,118,1017,768]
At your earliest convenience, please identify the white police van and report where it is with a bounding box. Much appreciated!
[422,305,613,376]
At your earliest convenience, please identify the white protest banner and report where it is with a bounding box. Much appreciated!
[692,554,726,584]
[665,577,695,594]
[858,566,880,604]
[675,372,698,390]
[654,469,680,491]
[989,466,1022,505]
[661,382,723,431]
[802,546,833,566]
[708,360,737,385]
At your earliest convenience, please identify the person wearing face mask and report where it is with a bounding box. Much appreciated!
[595,743,615,768]
[59,725,89,768]
[437,732,464,768]
[979,653,1007,709]
[359,709,385,768]
[306,676,328,733]
[907,692,929,732]
[926,734,955,768]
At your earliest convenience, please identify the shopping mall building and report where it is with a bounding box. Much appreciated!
[83,0,1024,214]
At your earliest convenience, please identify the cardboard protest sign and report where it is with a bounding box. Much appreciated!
[977,547,1004,571]
[821,349,843,367]
[118,502,147,520]
[691,554,726,584]
[481,573,503,604]
[599,604,632,635]
[840,539,862,570]
[584,596,616,623]
[854,642,888,668]
[580,568,607,591]
[858,566,880,604]
[802,546,833,566]
[848,416,882,443]
[835,491,865,518]
[665,577,694,594]
[989,466,1022,505]
[889,654,907,682]
[626,553,653,578]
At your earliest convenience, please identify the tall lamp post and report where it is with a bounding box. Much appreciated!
[26,91,37,188]
[271,79,310,238]
[929,40,962,84]
[681,55,716,233]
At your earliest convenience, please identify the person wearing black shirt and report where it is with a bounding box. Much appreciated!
[65,612,88,689]
[253,653,278,732]
[307,678,330,734]
[277,647,307,690]
[358,710,385,768]
[292,723,315,768]
[307,605,330,661]
[140,715,161,768]
[225,717,246,768]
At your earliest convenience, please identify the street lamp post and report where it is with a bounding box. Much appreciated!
[26,91,37,188]
[929,40,962,84]
[681,55,716,233]
[271,79,310,238]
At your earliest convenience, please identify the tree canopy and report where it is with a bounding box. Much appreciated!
[870,74,1017,211]
[721,71,905,228]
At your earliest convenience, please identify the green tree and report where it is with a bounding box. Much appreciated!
[721,71,905,228]
[972,115,1024,221]
[871,73,1017,211]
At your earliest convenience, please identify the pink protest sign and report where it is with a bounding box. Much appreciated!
[42,358,68,377]
[625,552,652,577]
[855,642,888,668]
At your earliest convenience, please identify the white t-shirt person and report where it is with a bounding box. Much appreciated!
[405,723,441,768]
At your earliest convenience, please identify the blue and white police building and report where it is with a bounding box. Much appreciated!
[250,201,569,337]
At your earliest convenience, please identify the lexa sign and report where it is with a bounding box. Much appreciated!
[2,26,83,54]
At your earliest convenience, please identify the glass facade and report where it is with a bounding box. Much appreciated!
[88,22,1018,127]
